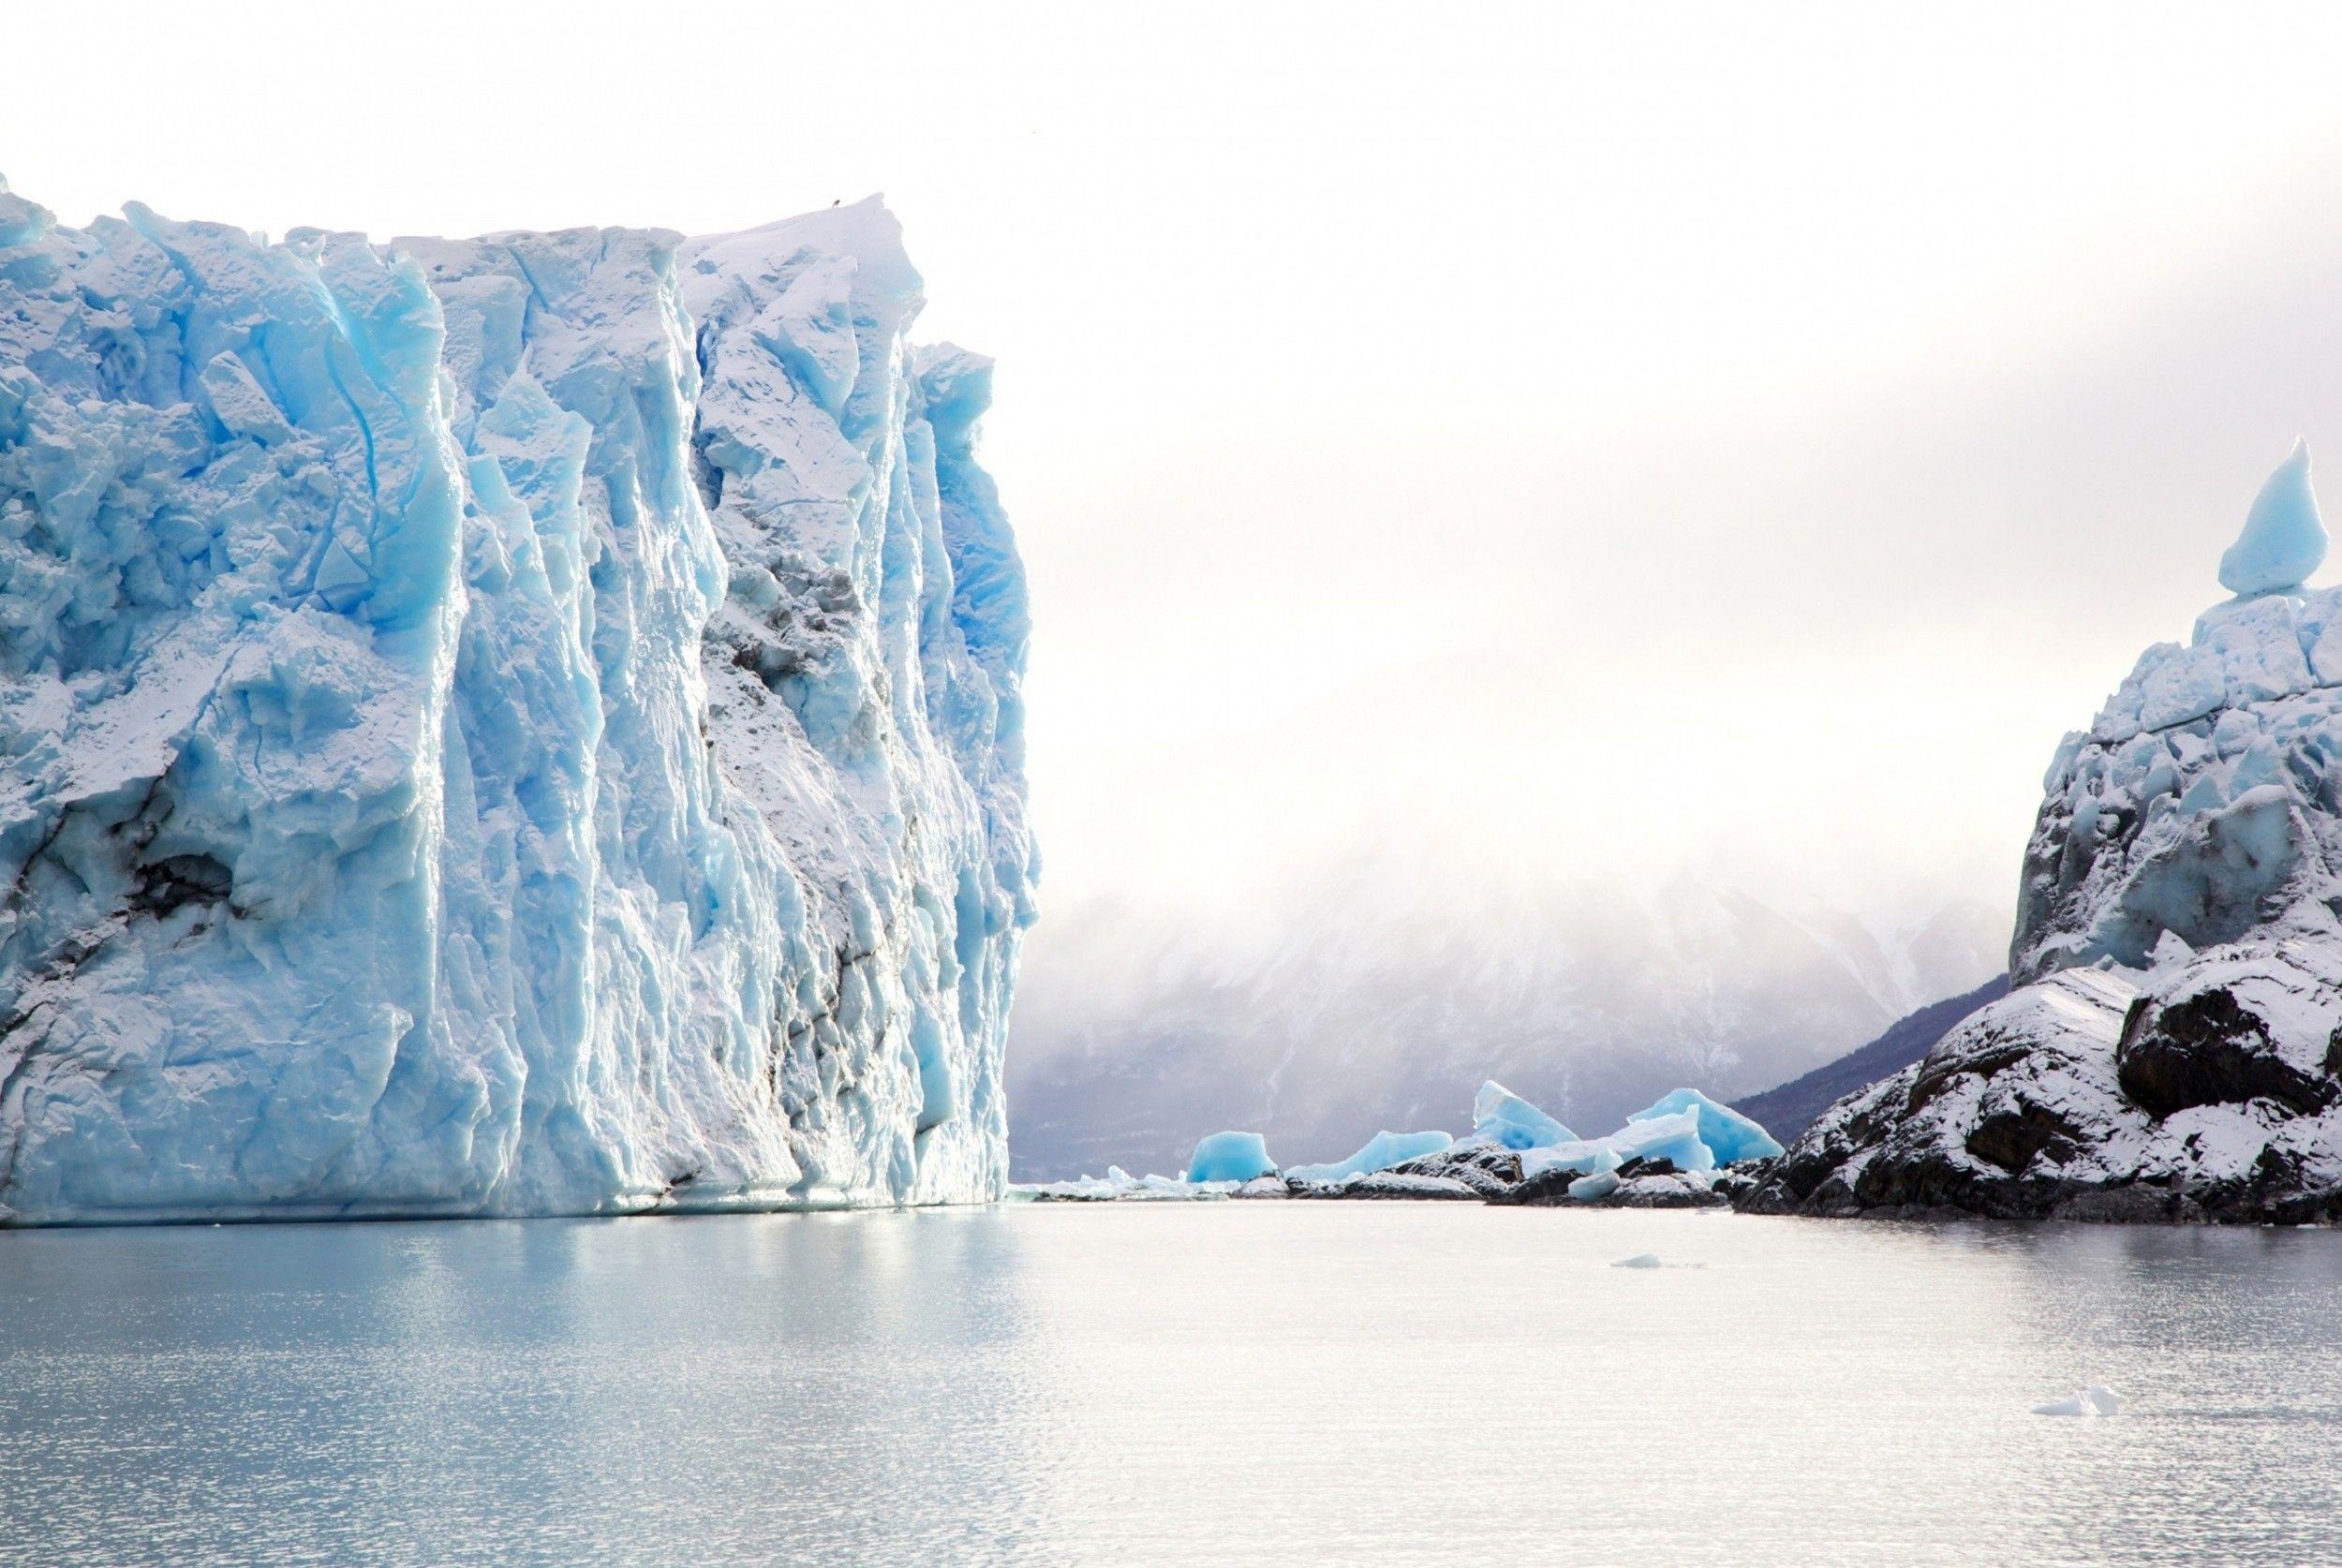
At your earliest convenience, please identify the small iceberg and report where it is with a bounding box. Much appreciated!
[1283,1130,1453,1183]
[1473,1081,1576,1149]
[2219,438,2324,596]
[2032,1386,2124,1418]
[1604,1108,1716,1174]
[1611,1252,1665,1269]
[1626,1088,1784,1164]
[1185,1131,1278,1183]
[1566,1169,1621,1202]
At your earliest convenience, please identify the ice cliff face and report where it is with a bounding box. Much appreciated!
[1749,445,2342,1221]
[0,178,1034,1222]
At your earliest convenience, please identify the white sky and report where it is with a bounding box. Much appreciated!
[13,0,2342,949]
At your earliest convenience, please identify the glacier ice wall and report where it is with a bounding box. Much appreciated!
[0,178,1034,1221]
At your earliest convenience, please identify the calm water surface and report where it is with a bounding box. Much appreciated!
[3,1205,2340,1564]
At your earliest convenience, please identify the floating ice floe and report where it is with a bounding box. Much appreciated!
[1612,1253,1665,1269]
[2032,1386,2125,1418]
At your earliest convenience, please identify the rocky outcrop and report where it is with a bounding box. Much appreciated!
[1744,447,2342,1223]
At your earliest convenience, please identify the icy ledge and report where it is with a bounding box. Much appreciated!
[0,179,1034,1222]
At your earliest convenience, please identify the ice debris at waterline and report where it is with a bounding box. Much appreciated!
[1745,443,2342,1223]
[0,179,1036,1223]
[1015,1084,1780,1206]
[2032,1387,2124,1418]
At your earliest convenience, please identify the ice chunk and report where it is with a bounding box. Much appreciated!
[1605,1109,1717,1173]
[1185,1132,1278,1183]
[1473,1081,1576,1149]
[2032,1386,2124,1417]
[1283,1130,1452,1183]
[1611,1253,1664,1269]
[1566,1170,1621,1202]
[1627,1088,1785,1165]
[1518,1139,1623,1182]
[2219,438,2325,596]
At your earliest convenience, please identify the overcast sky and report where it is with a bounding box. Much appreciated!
[13,1,2342,1000]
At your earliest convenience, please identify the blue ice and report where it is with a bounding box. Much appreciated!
[2219,438,2325,596]
[1473,1081,1576,1149]
[1186,1132,1278,1183]
[1284,1130,1452,1183]
[1605,1109,1716,1173]
[1627,1088,1784,1165]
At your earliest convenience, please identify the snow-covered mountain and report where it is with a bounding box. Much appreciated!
[1010,855,1997,1180]
[1751,445,2342,1220]
[0,180,1034,1222]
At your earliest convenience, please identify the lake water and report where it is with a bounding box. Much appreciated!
[3,1205,2340,1565]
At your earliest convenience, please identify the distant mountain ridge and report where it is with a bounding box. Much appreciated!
[1731,976,2010,1143]
[1008,863,2000,1181]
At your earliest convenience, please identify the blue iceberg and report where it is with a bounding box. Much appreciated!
[1186,1132,1278,1183]
[1284,1130,1452,1183]
[1605,1109,1716,1173]
[1473,1081,1576,1149]
[1518,1139,1623,1182]
[2219,438,2325,597]
[0,180,1036,1223]
[1627,1088,1785,1165]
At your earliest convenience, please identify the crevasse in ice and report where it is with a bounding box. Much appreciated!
[0,179,1035,1221]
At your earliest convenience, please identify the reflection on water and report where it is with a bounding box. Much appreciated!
[3,1207,2339,1564]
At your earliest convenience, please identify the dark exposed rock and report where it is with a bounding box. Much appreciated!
[1285,1172,1480,1201]
[1737,950,2342,1224]
[1388,1145,1521,1200]
[2116,969,2336,1118]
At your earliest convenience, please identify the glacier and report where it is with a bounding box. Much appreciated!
[0,178,1035,1223]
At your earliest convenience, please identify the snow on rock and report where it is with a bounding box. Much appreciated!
[1472,1080,1576,1149]
[0,181,1034,1222]
[1185,1131,1277,1183]
[1748,447,2342,1222]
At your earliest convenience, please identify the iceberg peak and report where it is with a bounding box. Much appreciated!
[2218,437,2324,597]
